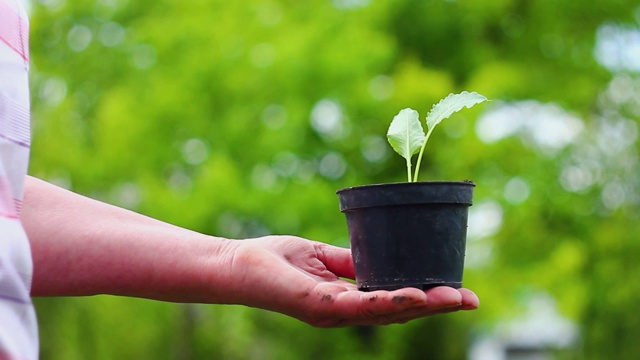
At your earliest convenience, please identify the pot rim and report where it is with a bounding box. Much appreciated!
[336,180,474,193]
[336,180,475,211]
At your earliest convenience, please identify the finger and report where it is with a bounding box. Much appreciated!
[423,286,463,308]
[331,298,466,327]
[383,288,480,323]
[458,288,480,310]
[306,285,477,327]
[302,285,415,325]
[363,287,466,324]
[327,287,430,322]
[313,243,355,279]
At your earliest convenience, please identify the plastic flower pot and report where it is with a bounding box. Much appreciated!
[337,181,474,291]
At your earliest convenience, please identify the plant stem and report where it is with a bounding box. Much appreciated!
[406,157,413,182]
[412,126,435,182]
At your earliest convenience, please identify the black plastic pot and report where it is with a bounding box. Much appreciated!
[337,181,474,291]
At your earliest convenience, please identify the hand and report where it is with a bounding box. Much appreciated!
[223,235,479,327]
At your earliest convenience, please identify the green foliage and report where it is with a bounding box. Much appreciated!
[29,0,640,359]
[386,92,487,182]
[386,108,424,181]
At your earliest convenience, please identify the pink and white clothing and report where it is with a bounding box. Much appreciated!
[0,0,39,358]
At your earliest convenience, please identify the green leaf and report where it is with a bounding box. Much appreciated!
[412,91,488,181]
[387,108,426,181]
[387,108,426,160]
[425,91,488,130]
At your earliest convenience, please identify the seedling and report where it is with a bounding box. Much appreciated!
[386,91,488,182]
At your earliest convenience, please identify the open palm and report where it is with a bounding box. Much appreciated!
[227,236,479,327]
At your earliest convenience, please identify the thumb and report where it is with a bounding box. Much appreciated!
[314,243,355,280]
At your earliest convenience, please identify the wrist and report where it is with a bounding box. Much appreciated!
[121,232,240,304]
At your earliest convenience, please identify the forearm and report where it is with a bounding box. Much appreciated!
[22,176,236,302]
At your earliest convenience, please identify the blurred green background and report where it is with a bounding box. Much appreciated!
[27,0,640,359]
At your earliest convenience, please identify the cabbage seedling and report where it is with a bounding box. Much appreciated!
[386,91,488,182]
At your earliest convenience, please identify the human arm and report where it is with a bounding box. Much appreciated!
[21,176,478,327]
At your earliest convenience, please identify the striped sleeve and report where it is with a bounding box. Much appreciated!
[0,0,40,359]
